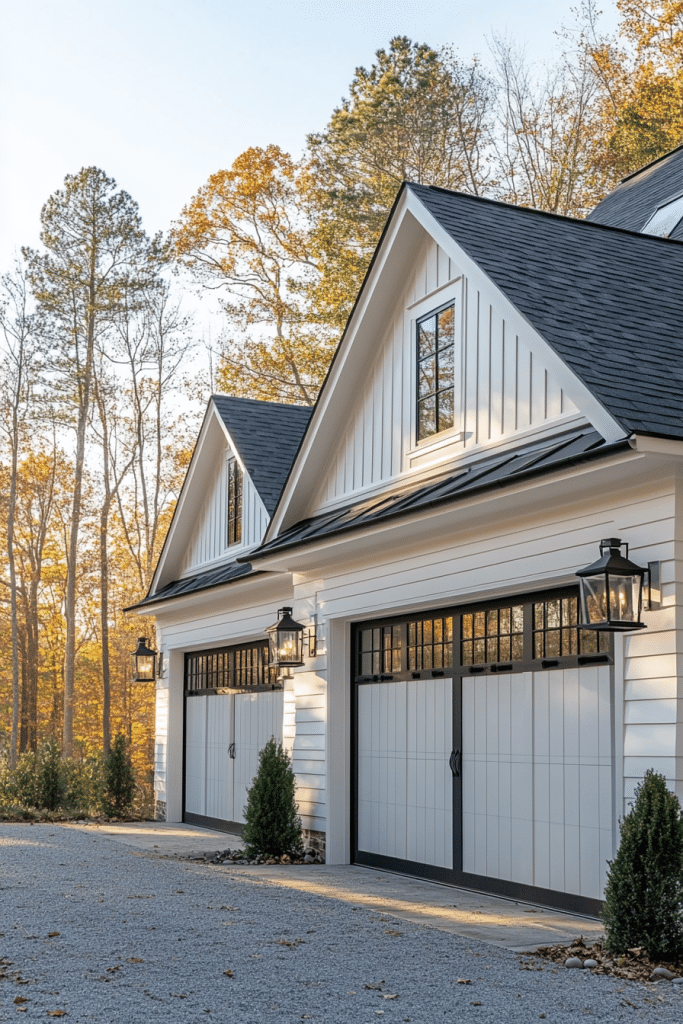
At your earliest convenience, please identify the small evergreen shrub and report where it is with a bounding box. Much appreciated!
[101,734,136,817]
[62,754,104,815]
[242,738,303,858]
[603,769,683,960]
[6,750,39,808]
[37,739,64,811]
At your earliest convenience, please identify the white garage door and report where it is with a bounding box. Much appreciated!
[461,665,613,901]
[184,690,283,829]
[357,678,453,869]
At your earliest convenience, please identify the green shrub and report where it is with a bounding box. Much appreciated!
[242,738,303,859]
[62,754,104,815]
[10,750,40,808]
[603,769,683,960]
[101,734,135,816]
[37,739,64,811]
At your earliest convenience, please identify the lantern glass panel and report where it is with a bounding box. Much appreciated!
[136,654,155,680]
[608,573,641,623]
[580,574,608,626]
[270,628,302,666]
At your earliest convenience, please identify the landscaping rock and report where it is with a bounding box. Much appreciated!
[565,958,584,969]
[651,967,675,981]
[584,959,598,968]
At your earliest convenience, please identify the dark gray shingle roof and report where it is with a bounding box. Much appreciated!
[125,560,260,610]
[587,145,683,240]
[248,426,627,560]
[211,395,312,515]
[409,182,683,439]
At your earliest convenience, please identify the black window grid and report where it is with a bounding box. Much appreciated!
[185,642,278,692]
[417,303,456,442]
[228,459,243,546]
[408,616,453,670]
[461,605,524,666]
[354,589,612,681]
[533,595,609,659]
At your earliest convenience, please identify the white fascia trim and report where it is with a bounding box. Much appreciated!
[149,400,217,593]
[267,190,417,539]
[630,434,683,456]
[403,189,626,447]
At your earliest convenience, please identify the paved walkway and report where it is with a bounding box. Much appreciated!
[64,820,605,951]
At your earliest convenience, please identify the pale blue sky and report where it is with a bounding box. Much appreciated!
[0,0,619,270]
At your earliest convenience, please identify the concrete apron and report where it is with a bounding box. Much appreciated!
[63,821,605,952]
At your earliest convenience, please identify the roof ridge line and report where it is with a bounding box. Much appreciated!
[406,181,683,246]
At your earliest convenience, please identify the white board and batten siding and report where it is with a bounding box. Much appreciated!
[312,236,579,514]
[180,453,269,576]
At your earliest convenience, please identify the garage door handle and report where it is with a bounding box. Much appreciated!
[449,749,461,777]
[228,742,235,759]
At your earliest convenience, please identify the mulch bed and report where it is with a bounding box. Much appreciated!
[527,934,683,983]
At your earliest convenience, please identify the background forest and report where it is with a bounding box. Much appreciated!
[0,0,681,795]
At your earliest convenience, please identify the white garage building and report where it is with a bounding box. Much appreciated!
[129,145,683,916]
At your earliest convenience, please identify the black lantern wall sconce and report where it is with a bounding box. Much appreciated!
[131,636,158,682]
[266,608,316,672]
[576,538,660,632]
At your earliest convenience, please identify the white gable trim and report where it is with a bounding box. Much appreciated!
[268,188,626,539]
[149,400,269,594]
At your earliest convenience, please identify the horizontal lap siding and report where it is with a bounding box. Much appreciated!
[154,688,169,804]
[318,493,675,621]
[289,671,327,831]
[313,236,579,515]
[157,598,287,654]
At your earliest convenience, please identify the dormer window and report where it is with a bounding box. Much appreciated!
[641,194,683,237]
[227,458,242,546]
[417,302,455,442]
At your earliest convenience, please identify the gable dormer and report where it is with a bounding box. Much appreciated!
[587,143,683,241]
[267,183,679,539]
[309,232,583,514]
[148,396,311,594]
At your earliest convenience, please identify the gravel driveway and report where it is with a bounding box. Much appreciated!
[1,823,680,1023]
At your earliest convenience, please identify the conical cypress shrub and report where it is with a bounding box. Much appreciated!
[101,734,136,817]
[242,738,303,858]
[602,769,683,960]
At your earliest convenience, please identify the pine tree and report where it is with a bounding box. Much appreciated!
[101,733,136,817]
[602,769,683,960]
[242,738,303,858]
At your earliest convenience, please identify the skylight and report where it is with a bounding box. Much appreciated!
[641,194,683,237]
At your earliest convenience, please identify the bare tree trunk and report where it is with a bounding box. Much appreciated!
[62,304,96,757]
[100,502,111,757]
[7,439,20,768]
